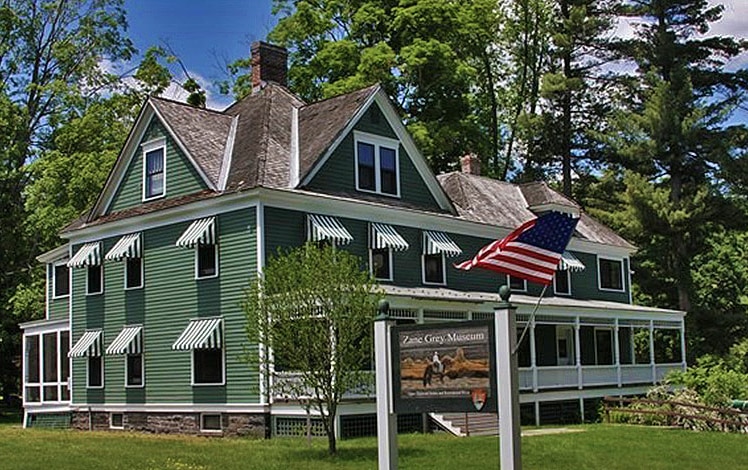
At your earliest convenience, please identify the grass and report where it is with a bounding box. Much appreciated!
[0,423,747,469]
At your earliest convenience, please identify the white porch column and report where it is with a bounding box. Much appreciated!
[575,316,582,390]
[649,320,656,384]
[614,318,622,388]
[530,319,538,392]
[680,319,687,371]
[495,294,521,470]
[375,302,397,470]
[630,327,636,365]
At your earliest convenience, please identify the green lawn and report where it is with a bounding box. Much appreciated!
[0,423,747,469]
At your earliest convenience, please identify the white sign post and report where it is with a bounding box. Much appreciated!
[375,300,398,470]
[495,286,522,469]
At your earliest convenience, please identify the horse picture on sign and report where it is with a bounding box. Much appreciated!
[391,321,497,413]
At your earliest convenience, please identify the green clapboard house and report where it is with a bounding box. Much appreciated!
[21,42,685,436]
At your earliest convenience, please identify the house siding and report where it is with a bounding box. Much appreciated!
[108,118,208,214]
[262,206,630,302]
[48,266,69,322]
[71,207,259,406]
[305,104,442,212]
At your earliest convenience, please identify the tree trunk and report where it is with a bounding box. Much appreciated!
[561,0,573,197]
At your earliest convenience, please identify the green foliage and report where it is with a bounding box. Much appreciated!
[668,356,748,406]
[244,243,381,454]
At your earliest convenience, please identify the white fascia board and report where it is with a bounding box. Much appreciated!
[218,116,239,190]
[65,185,634,260]
[150,104,217,191]
[36,245,69,263]
[64,190,260,244]
[19,318,69,332]
[94,104,154,217]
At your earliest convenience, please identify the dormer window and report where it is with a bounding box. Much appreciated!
[354,131,400,197]
[142,139,166,201]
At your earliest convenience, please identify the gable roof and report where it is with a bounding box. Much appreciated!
[437,172,635,250]
[297,84,380,180]
[149,97,235,188]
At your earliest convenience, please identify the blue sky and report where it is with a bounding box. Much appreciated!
[120,0,748,118]
[123,0,277,108]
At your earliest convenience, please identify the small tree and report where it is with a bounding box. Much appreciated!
[244,243,381,455]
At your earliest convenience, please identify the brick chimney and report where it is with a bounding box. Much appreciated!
[460,153,481,176]
[251,41,288,92]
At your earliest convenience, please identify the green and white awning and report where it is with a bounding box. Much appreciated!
[370,223,409,251]
[105,233,141,261]
[67,242,101,268]
[423,231,462,257]
[106,326,143,355]
[558,251,585,272]
[68,330,102,357]
[308,214,353,245]
[176,217,215,248]
[172,318,223,350]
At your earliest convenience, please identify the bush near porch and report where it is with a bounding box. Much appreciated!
[1,423,747,469]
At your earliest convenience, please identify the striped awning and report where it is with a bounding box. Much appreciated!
[68,330,102,357]
[67,242,101,268]
[559,251,585,272]
[423,231,462,257]
[172,318,223,350]
[106,326,143,355]
[176,217,215,248]
[105,233,141,261]
[308,214,353,245]
[370,223,409,251]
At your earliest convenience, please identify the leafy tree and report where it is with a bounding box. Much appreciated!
[221,0,502,174]
[244,244,380,454]
[0,0,133,401]
[603,0,748,315]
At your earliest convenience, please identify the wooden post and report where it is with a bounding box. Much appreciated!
[375,301,397,470]
[495,286,522,470]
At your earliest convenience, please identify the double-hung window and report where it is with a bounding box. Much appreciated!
[176,218,219,280]
[52,264,69,298]
[173,318,224,386]
[355,131,400,197]
[422,231,462,286]
[142,139,165,200]
[554,269,571,295]
[105,233,143,290]
[598,257,624,292]
[67,242,102,295]
[369,223,409,282]
[509,276,527,293]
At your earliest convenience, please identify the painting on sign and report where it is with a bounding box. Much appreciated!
[392,321,497,413]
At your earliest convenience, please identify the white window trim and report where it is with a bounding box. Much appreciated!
[141,137,167,202]
[200,413,223,433]
[86,355,104,389]
[421,253,446,286]
[124,257,144,290]
[553,270,572,296]
[51,262,70,300]
[353,130,401,198]
[85,264,104,296]
[369,247,393,282]
[195,243,219,280]
[23,329,70,405]
[110,412,124,430]
[191,347,226,386]
[125,353,145,388]
[594,327,615,365]
[597,256,626,293]
[508,276,527,293]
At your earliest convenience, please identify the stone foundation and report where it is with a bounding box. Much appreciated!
[71,410,269,437]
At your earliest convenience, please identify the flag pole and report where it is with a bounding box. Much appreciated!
[512,283,548,355]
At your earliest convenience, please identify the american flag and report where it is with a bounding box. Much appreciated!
[454,211,579,285]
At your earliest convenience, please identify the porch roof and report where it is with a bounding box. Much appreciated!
[380,285,685,316]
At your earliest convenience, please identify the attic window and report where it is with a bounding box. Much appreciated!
[142,139,166,201]
[354,131,400,197]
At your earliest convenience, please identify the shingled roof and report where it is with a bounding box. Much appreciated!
[437,171,635,249]
[150,97,235,188]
